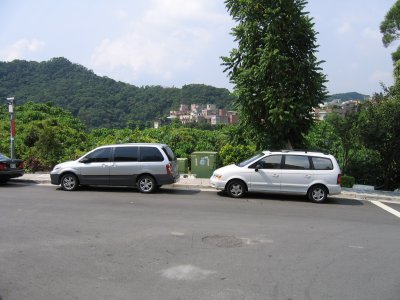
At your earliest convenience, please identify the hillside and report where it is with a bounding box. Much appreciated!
[326,92,369,102]
[0,58,235,129]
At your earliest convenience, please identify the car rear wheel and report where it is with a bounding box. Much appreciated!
[226,180,246,198]
[137,175,156,193]
[308,185,328,203]
[61,173,79,191]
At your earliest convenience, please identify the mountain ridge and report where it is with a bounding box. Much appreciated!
[0,57,235,129]
[1,57,369,129]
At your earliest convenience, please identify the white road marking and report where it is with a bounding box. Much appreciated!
[371,201,400,218]
[161,265,216,280]
[349,245,364,249]
[240,237,274,245]
[171,232,185,236]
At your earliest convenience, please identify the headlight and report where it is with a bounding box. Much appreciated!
[213,173,222,180]
[53,165,61,171]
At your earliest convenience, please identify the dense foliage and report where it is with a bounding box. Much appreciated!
[0,102,87,171]
[222,0,327,149]
[0,58,236,129]
[0,102,256,170]
[380,0,400,65]
[0,101,399,190]
[305,93,400,190]
[358,93,400,189]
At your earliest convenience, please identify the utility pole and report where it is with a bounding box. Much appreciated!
[7,97,15,160]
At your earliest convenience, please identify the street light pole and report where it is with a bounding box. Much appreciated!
[7,97,15,160]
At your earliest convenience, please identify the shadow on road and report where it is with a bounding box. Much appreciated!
[3,181,363,205]
[54,185,202,196]
[216,191,364,206]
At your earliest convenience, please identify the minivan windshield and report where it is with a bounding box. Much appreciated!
[237,153,264,167]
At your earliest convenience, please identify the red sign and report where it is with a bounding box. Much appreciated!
[11,119,16,137]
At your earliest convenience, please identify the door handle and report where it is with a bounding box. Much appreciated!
[305,174,311,178]
[272,174,279,177]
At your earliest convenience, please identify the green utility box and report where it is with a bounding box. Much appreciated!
[190,151,219,178]
[177,158,189,174]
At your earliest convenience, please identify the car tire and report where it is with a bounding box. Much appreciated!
[308,185,328,203]
[61,173,79,191]
[226,180,246,198]
[137,175,156,193]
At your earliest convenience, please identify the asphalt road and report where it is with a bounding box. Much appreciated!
[0,182,399,300]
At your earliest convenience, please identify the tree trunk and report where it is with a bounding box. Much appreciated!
[285,140,293,150]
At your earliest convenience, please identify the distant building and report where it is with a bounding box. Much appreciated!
[313,98,366,120]
[168,103,238,125]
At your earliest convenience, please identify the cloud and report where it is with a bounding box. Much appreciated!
[0,39,45,61]
[90,0,231,83]
[369,70,393,85]
[362,27,381,42]
[114,8,128,20]
[337,21,352,34]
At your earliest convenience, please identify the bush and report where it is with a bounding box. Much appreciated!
[219,144,257,166]
[346,148,382,186]
[341,175,355,188]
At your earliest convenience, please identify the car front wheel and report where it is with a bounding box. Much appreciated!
[308,185,328,203]
[226,180,246,198]
[61,173,79,191]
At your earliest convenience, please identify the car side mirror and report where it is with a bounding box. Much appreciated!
[255,164,262,172]
[80,157,91,163]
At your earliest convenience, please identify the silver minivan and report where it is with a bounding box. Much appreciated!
[210,150,341,203]
[50,143,179,193]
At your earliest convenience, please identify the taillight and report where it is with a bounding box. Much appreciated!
[166,163,172,175]
[0,163,5,170]
[19,162,24,169]
[337,174,342,185]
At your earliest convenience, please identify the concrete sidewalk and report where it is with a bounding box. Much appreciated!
[11,173,400,203]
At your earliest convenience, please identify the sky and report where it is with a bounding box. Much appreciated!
[0,0,397,96]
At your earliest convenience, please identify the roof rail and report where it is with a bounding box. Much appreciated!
[280,149,307,153]
[279,149,328,154]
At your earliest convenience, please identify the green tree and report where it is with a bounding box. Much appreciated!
[357,94,400,190]
[304,119,343,161]
[222,0,327,149]
[380,0,400,69]
[0,102,87,171]
[325,112,359,174]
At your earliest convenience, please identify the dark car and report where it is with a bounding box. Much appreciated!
[0,152,24,183]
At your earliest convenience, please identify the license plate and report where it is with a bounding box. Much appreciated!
[10,163,16,168]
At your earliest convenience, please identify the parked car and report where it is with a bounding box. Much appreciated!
[50,143,179,192]
[210,150,341,203]
[0,152,25,183]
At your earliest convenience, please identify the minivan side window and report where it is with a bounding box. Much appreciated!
[312,157,333,170]
[114,147,139,162]
[283,155,310,170]
[249,155,282,169]
[140,147,164,162]
[83,148,111,163]
[162,146,176,161]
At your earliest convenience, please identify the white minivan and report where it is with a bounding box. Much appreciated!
[50,143,179,193]
[210,150,341,203]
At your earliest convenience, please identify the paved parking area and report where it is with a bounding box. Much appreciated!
[0,183,399,300]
